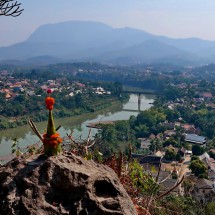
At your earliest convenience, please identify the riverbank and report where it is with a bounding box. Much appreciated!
[0,100,123,141]
[0,101,122,163]
[0,97,124,131]
[0,101,123,162]
[0,94,155,160]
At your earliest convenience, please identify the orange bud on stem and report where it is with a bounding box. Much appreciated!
[45,97,55,111]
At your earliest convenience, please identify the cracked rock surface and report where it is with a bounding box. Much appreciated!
[0,153,137,215]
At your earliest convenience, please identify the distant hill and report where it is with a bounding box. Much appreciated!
[1,20,215,66]
[96,40,202,65]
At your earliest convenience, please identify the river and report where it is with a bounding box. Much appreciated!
[0,94,155,161]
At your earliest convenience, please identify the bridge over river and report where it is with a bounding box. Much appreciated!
[122,89,157,111]
[122,90,157,95]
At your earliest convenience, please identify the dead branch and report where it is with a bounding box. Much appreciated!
[86,128,91,146]
[84,128,96,151]
[158,172,172,184]
[28,118,43,141]
[0,0,24,17]
[56,125,61,131]
[65,128,97,156]
[66,130,74,141]
[87,141,96,148]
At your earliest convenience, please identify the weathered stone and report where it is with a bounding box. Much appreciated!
[0,153,137,215]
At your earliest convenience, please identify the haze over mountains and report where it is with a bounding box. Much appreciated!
[1,20,215,66]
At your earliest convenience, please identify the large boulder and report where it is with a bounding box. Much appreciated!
[0,152,137,215]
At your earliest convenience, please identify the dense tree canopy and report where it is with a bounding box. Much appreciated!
[189,158,207,178]
[192,145,205,156]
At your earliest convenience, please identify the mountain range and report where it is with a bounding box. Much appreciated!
[1,20,215,66]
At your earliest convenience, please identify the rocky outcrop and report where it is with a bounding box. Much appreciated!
[0,153,137,215]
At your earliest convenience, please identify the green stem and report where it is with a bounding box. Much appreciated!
[47,110,56,137]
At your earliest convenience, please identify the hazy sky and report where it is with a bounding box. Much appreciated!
[1,0,215,46]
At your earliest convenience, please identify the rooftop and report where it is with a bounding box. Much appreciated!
[185,134,206,145]
[196,178,214,189]
[132,153,162,166]
[203,92,213,98]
